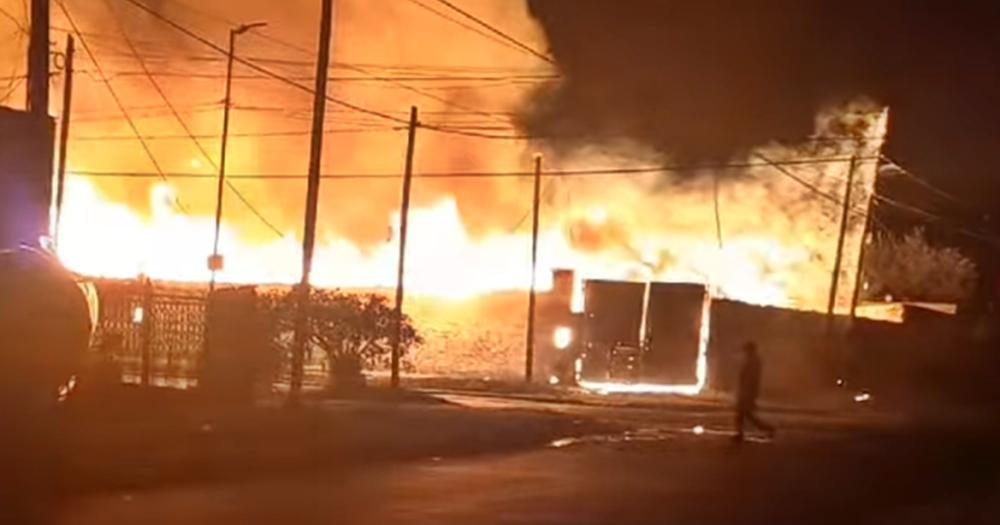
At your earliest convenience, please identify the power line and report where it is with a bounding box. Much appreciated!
[72,127,404,142]
[57,0,190,214]
[70,155,865,181]
[70,101,224,121]
[118,0,410,126]
[751,152,886,227]
[0,3,26,104]
[127,0,547,128]
[70,39,553,74]
[54,6,554,74]
[115,0,547,141]
[752,152,850,206]
[425,0,555,66]
[151,0,527,126]
[86,69,558,83]
[402,0,533,59]
[0,76,24,105]
[873,194,999,245]
[104,0,284,239]
[0,5,26,33]
[879,154,977,210]
[68,0,545,141]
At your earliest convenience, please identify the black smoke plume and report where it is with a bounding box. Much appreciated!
[524,0,1000,206]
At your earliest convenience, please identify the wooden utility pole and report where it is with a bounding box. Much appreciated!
[525,154,543,382]
[712,172,724,249]
[827,155,858,316]
[53,36,74,248]
[208,29,240,292]
[27,0,49,115]
[390,106,419,388]
[289,0,334,405]
[209,22,267,291]
[849,166,880,318]
[848,202,874,319]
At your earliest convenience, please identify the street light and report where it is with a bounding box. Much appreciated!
[209,21,268,291]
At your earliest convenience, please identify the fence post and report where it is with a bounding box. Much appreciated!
[140,277,154,387]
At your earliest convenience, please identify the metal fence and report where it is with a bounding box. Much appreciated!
[89,278,542,391]
[93,280,205,388]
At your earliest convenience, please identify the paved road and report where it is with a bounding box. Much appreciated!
[56,396,997,525]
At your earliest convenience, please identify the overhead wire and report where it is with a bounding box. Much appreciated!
[138,0,550,139]
[72,127,405,142]
[0,4,27,103]
[91,0,548,75]
[70,155,865,181]
[68,0,898,247]
[751,152,847,206]
[879,154,977,210]
[118,0,410,126]
[508,178,557,233]
[873,193,999,245]
[402,0,534,58]
[56,0,191,214]
[425,0,556,66]
[103,0,285,239]
[85,69,557,83]
[154,0,526,126]
[873,156,997,244]
[69,102,224,123]
[0,77,24,105]
[0,5,26,33]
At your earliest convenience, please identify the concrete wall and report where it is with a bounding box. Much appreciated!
[709,300,842,402]
[709,299,998,407]
[0,108,54,249]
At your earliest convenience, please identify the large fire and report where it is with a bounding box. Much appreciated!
[59,146,876,304]
[2,0,886,312]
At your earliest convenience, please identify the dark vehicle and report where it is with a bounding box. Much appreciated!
[0,247,91,408]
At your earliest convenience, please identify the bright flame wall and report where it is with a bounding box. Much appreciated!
[0,0,886,314]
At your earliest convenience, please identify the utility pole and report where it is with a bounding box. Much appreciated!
[849,166,880,318]
[289,0,334,405]
[209,22,268,291]
[53,35,74,248]
[827,155,858,316]
[712,172,723,249]
[27,0,49,116]
[525,154,543,382]
[390,106,419,389]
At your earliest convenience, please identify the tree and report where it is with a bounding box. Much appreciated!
[265,289,422,389]
[864,228,978,303]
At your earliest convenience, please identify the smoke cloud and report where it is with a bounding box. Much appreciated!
[524,0,1000,202]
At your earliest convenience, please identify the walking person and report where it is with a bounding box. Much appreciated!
[734,341,776,442]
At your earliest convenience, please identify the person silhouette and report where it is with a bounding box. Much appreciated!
[734,341,776,442]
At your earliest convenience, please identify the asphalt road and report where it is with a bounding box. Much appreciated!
[54,393,999,525]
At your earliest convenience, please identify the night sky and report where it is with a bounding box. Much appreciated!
[526,0,1000,300]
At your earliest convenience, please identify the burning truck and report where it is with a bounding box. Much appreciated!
[534,270,710,395]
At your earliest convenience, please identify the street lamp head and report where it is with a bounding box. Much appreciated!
[234,21,268,35]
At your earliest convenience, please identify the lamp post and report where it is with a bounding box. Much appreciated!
[209,21,268,291]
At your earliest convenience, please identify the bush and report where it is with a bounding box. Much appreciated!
[264,289,422,389]
[864,228,978,303]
